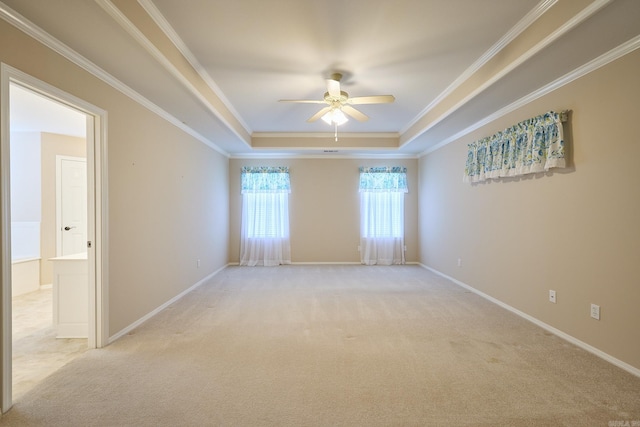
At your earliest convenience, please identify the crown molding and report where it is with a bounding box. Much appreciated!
[137,0,250,133]
[402,0,612,147]
[96,0,250,148]
[419,34,640,157]
[0,1,229,157]
[251,132,400,139]
[401,0,558,134]
[230,151,419,160]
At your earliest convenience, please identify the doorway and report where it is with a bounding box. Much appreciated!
[1,64,108,412]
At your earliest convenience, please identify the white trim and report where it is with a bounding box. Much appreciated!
[230,262,421,265]
[0,1,229,158]
[402,0,558,134]
[1,64,110,411]
[108,265,228,344]
[248,147,399,153]
[228,261,422,267]
[252,132,400,139]
[136,0,250,133]
[419,264,640,378]
[290,262,361,265]
[230,152,419,160]
[88,110,109,348]
[95,0,251,147]
[419,34,640,157]
[403,0,612,148]
[0,63,12,415]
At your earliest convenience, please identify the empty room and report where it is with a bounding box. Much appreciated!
[0,0,639,425]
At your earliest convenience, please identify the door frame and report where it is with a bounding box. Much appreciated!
[0,63,109,412]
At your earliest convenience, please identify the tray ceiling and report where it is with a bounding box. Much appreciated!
[2,0,639,156]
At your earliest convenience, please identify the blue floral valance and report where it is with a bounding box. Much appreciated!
[463,111,566,183]
[359,167,408,193]
[241,166,291,193]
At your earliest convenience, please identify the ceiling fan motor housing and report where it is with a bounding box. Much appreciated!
[278,69,393,123]
[324,91,349,106]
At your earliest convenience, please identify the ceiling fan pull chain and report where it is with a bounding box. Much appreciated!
[334,123,338,142]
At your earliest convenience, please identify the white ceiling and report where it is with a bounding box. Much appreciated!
[150,0,535,133]
[2,0,639,157]
[10,84,86,138]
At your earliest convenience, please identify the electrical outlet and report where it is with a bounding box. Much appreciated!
[590,304,600,320]
[549,290,556,303]
[457,258,462,267]
[197,259,201,268]
[357,245,361,252]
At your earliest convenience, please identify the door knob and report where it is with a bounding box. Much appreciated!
[64,226,76,231]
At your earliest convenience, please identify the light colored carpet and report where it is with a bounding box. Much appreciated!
[11,285,87,401]
[1,265,639,426]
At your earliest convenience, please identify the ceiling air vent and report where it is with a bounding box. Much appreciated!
[323,150,338,153]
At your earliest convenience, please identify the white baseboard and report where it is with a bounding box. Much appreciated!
[229,261,420,266]
[226,262,362,266]
[419,264,640,378]
[108,264,229,344]
[289,262,421,265]
[230,262,361,265]
[290,262,361,265]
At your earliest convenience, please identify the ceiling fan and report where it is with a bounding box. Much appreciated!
[279,72,395,126]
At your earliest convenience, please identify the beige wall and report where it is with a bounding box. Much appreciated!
[0,19,230,343]
[229,158,419,264]
[40,132,86,285]
[419,49,640,370]
[108,116,229,333]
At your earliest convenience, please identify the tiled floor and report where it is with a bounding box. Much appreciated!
[12,285,88,401]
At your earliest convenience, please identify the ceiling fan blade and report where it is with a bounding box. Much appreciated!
[327,78,341,98]
[307,106,332,122]
[279,99,327,104]
[342,105,369,122]
[348,95,395,105]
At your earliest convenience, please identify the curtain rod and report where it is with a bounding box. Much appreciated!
[560,110,570,122]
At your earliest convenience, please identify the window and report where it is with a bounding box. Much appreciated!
[243,193,289,238]
[360,192,405,238]
[359,167,407,265]
[240,167,291,266]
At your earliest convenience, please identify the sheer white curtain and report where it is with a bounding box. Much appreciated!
[239,167,291,266]
[360,192,405,265]
[359,167,407,265]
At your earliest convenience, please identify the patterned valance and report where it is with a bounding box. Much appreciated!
[463,111,565,183]
[359,167,408,193]
[241,166,291,193]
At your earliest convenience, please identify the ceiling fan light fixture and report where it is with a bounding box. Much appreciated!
[321,108,348,126]
[279,69,393,126]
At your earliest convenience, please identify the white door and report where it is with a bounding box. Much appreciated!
[57,156,87,256]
